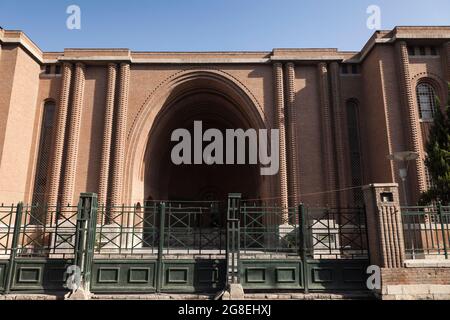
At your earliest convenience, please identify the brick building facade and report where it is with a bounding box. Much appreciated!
[0,26,449,299]
[1,26,449,208]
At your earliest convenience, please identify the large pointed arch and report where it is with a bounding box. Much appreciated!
[124,69,270,203]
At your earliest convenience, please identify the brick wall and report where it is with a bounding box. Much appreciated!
[380,267,450,300]
[382,268,450,285]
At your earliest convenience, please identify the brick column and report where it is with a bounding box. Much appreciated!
[445,42,450,83]
[98,63,117,206]
[285,62,299,207]
[61,63,86,207]
[110,63,130,206]
[395,42,426,201]
[317,63,337,207]
[329,62,347,207]
[363,183,405,268]
[273,62,289,222]
[48,63,73,210]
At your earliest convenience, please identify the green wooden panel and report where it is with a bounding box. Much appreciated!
[0,261,8,292]
[11,259,72,291]
[161,260,226,293]
[97,267,120,283]
[240,260,304,290]
[90,260,157,293]
[306,259,369,291]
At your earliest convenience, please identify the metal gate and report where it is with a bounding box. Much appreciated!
[90,199,227,293]
[0,193,370,294]
[237,201,369,292]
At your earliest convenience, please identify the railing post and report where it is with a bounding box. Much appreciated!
[223,193,244,300]
[438,202,448,259]
[299,203,309,294]
[156,202,166,293]
[67,193,98,300]
[5,202,23,294]
[362,183,405,268]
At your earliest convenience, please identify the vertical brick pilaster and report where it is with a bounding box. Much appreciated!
[285,62,299,207]
[329,62,347,207]
[110,63,130,206]
[48,63,72,211]
[61,63,86,207]
[317,63,337,207]
[98,63,117,207]
[273,63,289,222]
[395,42,426,201]
[363,183,405,268]
[445,42,450,83]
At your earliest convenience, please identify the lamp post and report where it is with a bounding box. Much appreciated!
[387,151,419,206]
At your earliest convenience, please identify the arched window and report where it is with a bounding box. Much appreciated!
[416,83,437,120]
[346,100,364,206]
[32,101,56,209]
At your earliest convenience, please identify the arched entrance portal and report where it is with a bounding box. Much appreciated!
[143,76,265,203]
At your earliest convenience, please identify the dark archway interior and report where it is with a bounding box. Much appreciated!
[144,80,262,202]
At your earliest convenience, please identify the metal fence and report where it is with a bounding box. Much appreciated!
[0,195,371,294]
[0,203,79,259]
[303,207,368,260]
[95,202,159,257]
[401,204,450,259]
[0,204,15,259]
[240,202,300,255]
[94,201,226,257]
[239,202,368,260]
[0,201,370,260]
[164,201,226,255]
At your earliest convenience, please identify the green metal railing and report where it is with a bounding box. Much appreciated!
[303,207,368,260]
[95,200,226,256]
[0,204,15,259]
[240,202,300,254]
[0,203,79,259]
[95,202,159,256]
[239,203,368,259]
[164,201,226,254]
[0,193,372,294]
[401,204,450,259]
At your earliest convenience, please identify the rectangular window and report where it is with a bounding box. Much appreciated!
[419,46,426,56]
[430,46,438,56]
[341,65,348,74]
[408,46,416,56]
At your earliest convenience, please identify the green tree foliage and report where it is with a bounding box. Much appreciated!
[419,83,450,205]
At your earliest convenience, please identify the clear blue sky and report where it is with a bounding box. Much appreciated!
[0,0,449,52]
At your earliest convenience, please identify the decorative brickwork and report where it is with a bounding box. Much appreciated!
[330,62,347,207]
[48,63,72,209]
[110,63,130,206]
[395,41,426,200]
[285,62,299,206]
[98,63,117,207]
[446,42,450,82]
[61,63,86,207]
[273,62,289,221]
[317,63,336,207]
[363,183,405,268]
